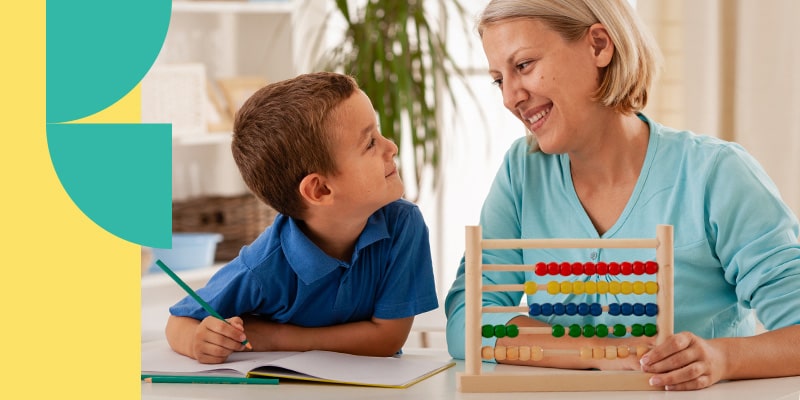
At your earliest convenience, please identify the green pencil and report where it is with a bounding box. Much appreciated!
[155,259,252,349]
[142,375,278,385]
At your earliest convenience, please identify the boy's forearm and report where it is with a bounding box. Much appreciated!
[242,315,414,357]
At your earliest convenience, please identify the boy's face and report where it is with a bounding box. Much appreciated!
[325,90,405,215]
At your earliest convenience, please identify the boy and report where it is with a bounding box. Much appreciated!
[165,72,438,364]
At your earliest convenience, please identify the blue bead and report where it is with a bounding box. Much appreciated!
[590,303,603,316]
[529,303,541,316]
[577,303,590,316]
[608,303,621,316]
[620,302,633,316]
[633,303,645,316]
[552,303,566,315]
[541,303,554,316]
[645,303,659,317]
[565,303,577,315]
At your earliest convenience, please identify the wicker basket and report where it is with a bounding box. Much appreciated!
[172,193,278,262]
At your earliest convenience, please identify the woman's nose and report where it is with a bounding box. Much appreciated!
[502,76,527,112]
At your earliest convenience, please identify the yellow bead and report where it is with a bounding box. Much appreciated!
[620,281,633,294]
[584,281,597,294]
[572,281,585,295]
[633,281,646,294]
[608,281,621,295]
[547,281,560,294]
[597,281,609,294]
[560,281,572,294]
[645,281,659,294]
[524,281,538,295]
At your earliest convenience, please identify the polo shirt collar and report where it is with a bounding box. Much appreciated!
[282,211,390,284]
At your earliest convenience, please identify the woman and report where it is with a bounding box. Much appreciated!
[445,0,800,391]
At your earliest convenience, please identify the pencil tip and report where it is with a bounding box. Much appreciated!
[143,377,153,383]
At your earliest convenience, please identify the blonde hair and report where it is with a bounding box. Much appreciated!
[478,0,662,114]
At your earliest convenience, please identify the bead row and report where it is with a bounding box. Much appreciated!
[534,261,658,277]
[481,323,658,338]
[482,344,650,361]
[528,302,658,317]
[523,280,659,295]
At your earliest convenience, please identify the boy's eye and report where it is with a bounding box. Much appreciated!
[367,137,376,150]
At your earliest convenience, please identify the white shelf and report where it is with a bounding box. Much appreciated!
[172,131,233,146]
[172,1,294,14]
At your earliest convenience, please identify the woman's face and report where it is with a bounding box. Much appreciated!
[482,18,611,154]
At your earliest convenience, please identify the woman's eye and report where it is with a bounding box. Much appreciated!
[492,78,503,87]
[516,61,531,71]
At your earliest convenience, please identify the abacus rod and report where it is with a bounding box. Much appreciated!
[483,306,529,313]
[464,225,482,375]
[655,224,674,345]
[481,238,658,250]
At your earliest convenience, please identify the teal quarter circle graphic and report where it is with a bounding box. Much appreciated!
[47,123,173,248]
[46,0,171,123]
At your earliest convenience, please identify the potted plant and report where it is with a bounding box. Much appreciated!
[315,0,470,200]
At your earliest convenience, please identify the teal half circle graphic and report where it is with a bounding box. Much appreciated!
[46,0,171,123]
[47,123,172,248]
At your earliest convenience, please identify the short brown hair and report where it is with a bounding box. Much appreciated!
[477,0,662,114]
[231,72,359,219]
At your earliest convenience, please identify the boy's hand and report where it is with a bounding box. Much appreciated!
[191,316,249,364]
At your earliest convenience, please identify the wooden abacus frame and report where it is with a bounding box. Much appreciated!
[458,224,674,393]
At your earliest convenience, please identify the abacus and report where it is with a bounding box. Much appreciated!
[458,225,674,392]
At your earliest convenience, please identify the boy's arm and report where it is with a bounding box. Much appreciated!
[241,315,414,357]
[166,315,249,364]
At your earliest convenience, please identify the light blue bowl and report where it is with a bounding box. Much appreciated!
[148,232,223,273]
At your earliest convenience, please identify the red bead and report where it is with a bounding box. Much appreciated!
[608,262,621,276]
[645,261,659,274]
[632,261,645,275]
[584,262,596,275]
[535,262,548,276]
[596,262,608,275]
[560,262,571,276]
[620,262,633,275]
[547,262,559,275]
[571,262,584,276]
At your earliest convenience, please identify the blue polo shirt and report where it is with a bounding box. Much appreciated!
[170,199,438,326]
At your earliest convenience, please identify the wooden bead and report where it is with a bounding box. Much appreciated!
[617,345,630,358]
[605,345,617,360]
[532,346,544,361]
[592,347,605,359]
[579,347,592,360]
[495,345,507,361]
[636,345,649,358]
[481,346,494,360]
[506,346,519,361]
[519,346,531,361]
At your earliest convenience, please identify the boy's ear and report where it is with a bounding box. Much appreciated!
[299,173,333,205]
[587,23,614,68]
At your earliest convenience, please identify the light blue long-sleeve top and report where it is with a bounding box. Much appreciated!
[445,114,800,360]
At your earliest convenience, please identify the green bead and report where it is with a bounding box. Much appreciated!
[644,323,658,337]
[631,323,644,337]
[482,324,494,338]
[595,324,609,338]
[582,324,595,338]
[552,324,565,338]
[613,324,627,337]
[506,324,519,338]
[569,324,582,338]
[494,324,507,338]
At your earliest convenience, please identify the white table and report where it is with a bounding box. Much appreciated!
[141,347,800,400]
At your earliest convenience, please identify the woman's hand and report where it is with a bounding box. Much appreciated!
[639,331,727,390]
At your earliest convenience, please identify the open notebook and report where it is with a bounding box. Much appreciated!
[142,340,455,388]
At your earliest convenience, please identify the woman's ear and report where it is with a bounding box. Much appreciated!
[299,173,333,205]
[587,23,614,68]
